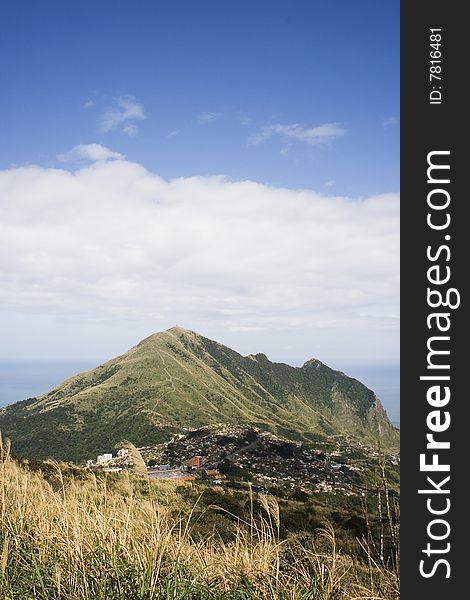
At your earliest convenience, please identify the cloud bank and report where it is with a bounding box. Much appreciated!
[0,153,399,363]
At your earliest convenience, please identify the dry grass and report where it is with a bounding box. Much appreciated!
[0,435,398,599]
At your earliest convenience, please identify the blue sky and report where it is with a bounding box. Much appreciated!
[0,0,399,196]
[0,0,399,411]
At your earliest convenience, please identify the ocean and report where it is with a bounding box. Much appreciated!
[340,364,400,428]
[0,361,400,428]
[0,361,99,408]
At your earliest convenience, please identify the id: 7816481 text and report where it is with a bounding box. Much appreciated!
[429,28,442,105]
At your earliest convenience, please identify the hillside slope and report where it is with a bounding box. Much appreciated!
[0,327,398,461]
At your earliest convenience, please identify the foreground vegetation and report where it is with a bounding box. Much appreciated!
[0,438,399,599]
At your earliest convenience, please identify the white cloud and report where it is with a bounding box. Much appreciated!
[99,95,146,135]
[0,153,399,364]
[381,116,399,128]
[57,144,125,163]
[167,130,178,138]
[197,112,221,124]
[249,122,346,147]
[83,100,96,109]
[120,124,138,137]
[236,112,252,125]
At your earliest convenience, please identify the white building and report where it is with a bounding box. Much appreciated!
[96,453,113,465]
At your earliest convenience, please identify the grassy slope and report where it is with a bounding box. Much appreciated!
[0,449,400,600]
[0,327,398,461]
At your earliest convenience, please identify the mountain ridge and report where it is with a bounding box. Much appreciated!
[0,327,398,461]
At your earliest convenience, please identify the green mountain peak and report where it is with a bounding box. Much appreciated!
[0,328,398,461]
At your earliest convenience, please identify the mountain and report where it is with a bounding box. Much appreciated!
[0,327,398,461]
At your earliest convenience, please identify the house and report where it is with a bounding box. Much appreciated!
[117,448,129,458]
[187,455,205,470]
[96,453,113,465]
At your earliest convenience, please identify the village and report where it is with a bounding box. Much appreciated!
[85,424,397,496]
